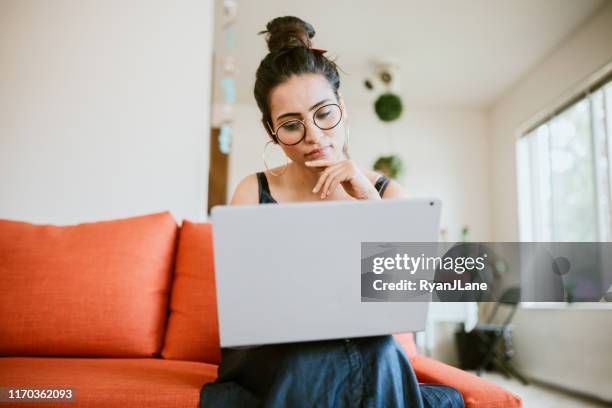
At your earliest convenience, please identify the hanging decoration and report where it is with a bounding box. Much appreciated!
[372,154,404,179]
[218,0,238,155]
[364,61,406,179]
[219,124,232,154]
[364,62,404,122]
[374,93,403,122]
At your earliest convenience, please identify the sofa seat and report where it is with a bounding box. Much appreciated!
[0,216,522,407]
[0,357,217,408]
[412,355,522,408]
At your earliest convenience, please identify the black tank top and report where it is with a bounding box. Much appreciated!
[256,171,390,204]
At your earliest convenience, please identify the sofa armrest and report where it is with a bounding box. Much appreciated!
[411,355,522,408]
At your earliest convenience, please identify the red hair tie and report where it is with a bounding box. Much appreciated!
[310,47,327,55]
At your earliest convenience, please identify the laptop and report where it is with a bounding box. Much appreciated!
[210,198,441,347]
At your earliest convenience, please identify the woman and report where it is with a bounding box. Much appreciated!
[201,16,464,408]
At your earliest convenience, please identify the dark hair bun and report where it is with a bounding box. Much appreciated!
[259,16,315,52]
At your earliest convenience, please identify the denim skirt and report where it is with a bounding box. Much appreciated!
[200,335,464,408]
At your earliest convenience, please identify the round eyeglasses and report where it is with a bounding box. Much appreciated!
[267,103,343,146]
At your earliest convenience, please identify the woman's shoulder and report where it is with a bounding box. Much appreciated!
[229,173,260,205]
[364,169,385,185]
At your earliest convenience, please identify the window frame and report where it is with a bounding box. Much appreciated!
[516,66,612,242]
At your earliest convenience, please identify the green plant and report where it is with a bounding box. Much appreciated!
[374,93,403,122]
[460,226,470,242]
[373,154,404,179]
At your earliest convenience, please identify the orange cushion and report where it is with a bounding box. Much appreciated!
[412,355,522,408]
[0,212,178,357]
[393,332,418,360]
[0,357,217,408]
[162,222,221,364]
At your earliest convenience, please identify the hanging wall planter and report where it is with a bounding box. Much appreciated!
[365,63,405,179]
[373,154,404,179]
[374,92,403,122]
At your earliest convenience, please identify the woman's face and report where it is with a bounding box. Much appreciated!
[268,73,347,165]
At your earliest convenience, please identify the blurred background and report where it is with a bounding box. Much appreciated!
[1,0,611,406]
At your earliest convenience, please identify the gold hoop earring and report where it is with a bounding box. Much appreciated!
[343,125,351,159]
[263,140,289,176]
[345,125,350,148]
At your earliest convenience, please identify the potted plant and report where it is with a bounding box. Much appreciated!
[373,154,404,179]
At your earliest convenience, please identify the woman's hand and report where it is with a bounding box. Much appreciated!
[305,159,381,200]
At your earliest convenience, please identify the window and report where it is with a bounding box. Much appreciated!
[517,77,612,242]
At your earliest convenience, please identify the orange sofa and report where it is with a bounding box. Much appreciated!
[0,212,521,407]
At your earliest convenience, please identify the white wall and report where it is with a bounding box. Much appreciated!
[221,103,492,242]
[489,2,612,401]
[512,306,612,402]
[0,0,213,225]
[489,1,612,241]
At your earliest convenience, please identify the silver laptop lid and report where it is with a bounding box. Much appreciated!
[211,198,441,347]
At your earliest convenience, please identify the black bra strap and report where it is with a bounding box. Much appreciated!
[257,172,277,204]
[257,172,269,195]
[375,175,390,197]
